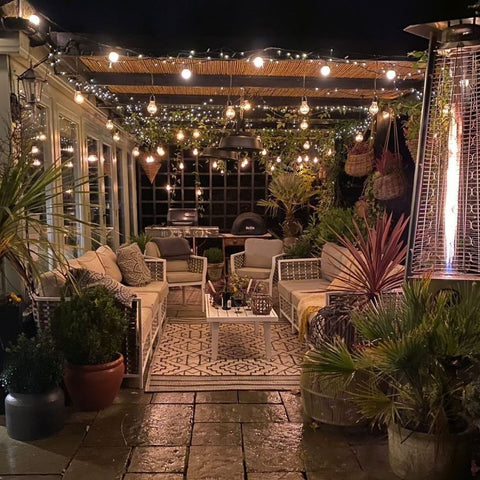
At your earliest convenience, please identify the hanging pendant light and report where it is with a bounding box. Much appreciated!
[300,119,309,130]
[225,101,236,120]
[147,95,157,115]
[369,100,379,116]
[299,97,310,115]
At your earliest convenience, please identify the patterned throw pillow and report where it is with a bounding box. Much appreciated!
[68,268,136,306]
[116,243,152,286]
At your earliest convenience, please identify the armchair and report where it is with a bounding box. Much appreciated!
[229,238,284,297]
[145,237,207,311]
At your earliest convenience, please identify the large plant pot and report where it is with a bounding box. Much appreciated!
[207,262,223,281]
[63,353,124,411]
[388,423,472,480]
[300,369,366,426]
[5,386,65,440]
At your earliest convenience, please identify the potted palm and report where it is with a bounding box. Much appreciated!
[303,277,480,480]
[0,332,65,440]
[50,285,129,411]
[204,247,224,281]
[257,172,319,245]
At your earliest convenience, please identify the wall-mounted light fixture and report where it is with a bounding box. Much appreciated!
[18,63,46,107]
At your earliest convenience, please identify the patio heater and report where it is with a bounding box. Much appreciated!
[405,17,480,290]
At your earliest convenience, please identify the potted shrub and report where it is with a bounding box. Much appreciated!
[204,247,224,281]
[0,332,65,440]
[257,172,319,245]
[50,285,129,411]
[303,277,480,480]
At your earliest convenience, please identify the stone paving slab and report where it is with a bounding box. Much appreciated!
[191,422,242,446]
[248,473,305,480]
[238,390,282,403]
[114,389,153,404]
[195,403,288,422]
[152,392,195,404]
[195,391,238,403]
[128,446,187,473]
[280,391,305,422]
[83,404,193,447]
[63,446,130,480]
[0,423,86,475]
[187,445,244,480]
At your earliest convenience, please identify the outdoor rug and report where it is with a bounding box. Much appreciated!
[145,318,306,392]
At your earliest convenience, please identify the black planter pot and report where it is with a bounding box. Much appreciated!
[0,303,36,414]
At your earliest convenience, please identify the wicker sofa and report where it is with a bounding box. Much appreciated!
[277,242,358,337]
[31,244,168,388]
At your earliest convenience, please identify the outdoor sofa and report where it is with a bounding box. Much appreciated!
[31,244,168,388]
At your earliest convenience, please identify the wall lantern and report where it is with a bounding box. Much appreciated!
[18,64,45,106]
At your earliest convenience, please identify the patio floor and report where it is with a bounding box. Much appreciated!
[0,288,448,479]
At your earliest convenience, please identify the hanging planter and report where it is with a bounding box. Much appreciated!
[139,156,162,184]
[372,117,406,201]
[345,141,374,177]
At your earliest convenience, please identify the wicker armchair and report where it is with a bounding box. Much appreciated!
[145,238,207,311]
[229,238,285,297]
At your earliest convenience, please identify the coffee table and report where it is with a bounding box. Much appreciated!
[205,294,279,361]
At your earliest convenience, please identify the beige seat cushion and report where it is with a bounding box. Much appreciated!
[278,279,331,302]
[145,241,161,258]
[236,266,271,280]
[37,269,66,297]
[321,242,353,282]
[96,245,123,282]
[166,260,190,272]
[244,238,283,269]
[167,271,203,283]
[76,251,106,275]
[116,243,152,286]
[127,281,169,300]
[140,307,153,344]
[67,258,83,270]
[134,291,160,313]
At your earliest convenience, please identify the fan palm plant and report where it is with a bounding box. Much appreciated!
[257,172,319,238]
[303,277,480,434]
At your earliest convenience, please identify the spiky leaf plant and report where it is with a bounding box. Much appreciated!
[303,278,480,435]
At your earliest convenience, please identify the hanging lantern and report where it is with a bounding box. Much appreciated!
[18,65,45,106]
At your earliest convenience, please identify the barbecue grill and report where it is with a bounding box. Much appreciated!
[167,208,198,226]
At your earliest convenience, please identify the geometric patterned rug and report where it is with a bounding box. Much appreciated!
[145,318,307,392]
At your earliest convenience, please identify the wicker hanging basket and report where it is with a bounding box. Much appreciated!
[373,171,406,201]
[345,146,374,177]
[140,158,162,184]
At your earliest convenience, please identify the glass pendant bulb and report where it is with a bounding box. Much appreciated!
[369,100,379,116]
[225,104,236,120]
[300,119,309,130]
[241,99,251,111]
[132,146,140,157]
[355,132,364,142]
[192,148,199,156]
[299,98,310,115]
[176,130,185,141]
[157,146,165,156]
[320,64,331,77]
[74,89,84,104]
[113,131,120,142]
[147,95,157,115]
[105,118,114,130]
[192,129,201,139]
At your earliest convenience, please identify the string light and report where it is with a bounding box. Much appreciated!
[74,88,84,104]
[355,132,364,142]
[32,158,41,166]
[225,103,236,119]
[192,129,200,138]
[179,161,184,169]
[132,146,140,157]
[106,118,114,130]
[261,148,267,156]
[212,160,218,169]
[38,132,47,141]
[386,69,396,80]
[146,155,154,163]
[28,14,40,26]
[192,147,199,156]
[320,64,331,76]
[166,184,171,192]
[108,51,119,63]
[369,100,379,116]
[303,141,310,150]
[31,145,39,154]
[147,95,157,115]
[253,56,264,68]
[181,68,192,79]
[157,146,166,156]
[176,130,185,141]
[241,99,252,111]
[300,119,309,130]
[113,130,120,142]
[88,154,98,162]
[299,97,310,115]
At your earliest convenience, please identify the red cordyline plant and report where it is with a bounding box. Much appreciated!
[375,148,401,176]
[330,211,409,302]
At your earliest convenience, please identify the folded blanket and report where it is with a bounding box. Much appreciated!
[151,237,191,260]
[297,292,327,341]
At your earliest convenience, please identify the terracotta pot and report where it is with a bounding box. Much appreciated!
[63,353,124,411]
[388,423,472,480]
